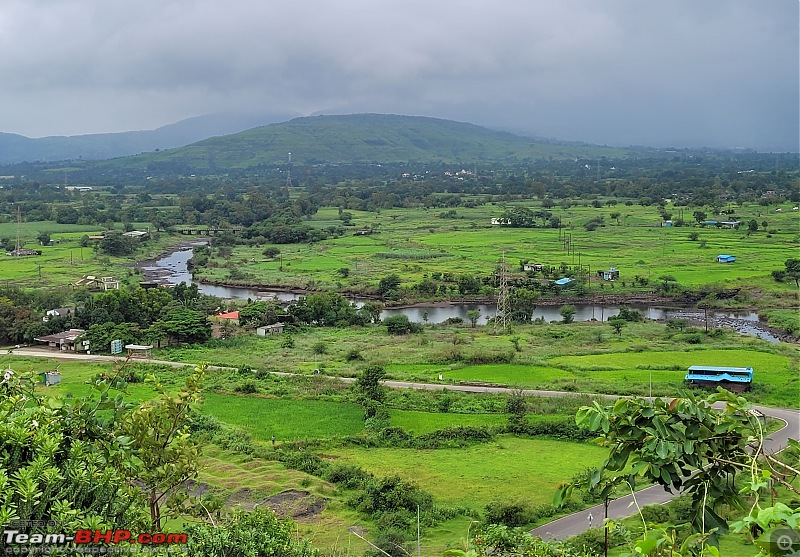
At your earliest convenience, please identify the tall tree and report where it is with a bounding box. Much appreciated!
[784,258,800,287]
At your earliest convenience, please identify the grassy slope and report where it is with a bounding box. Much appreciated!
[327,435,607,510]
[3,318,797,555]
[99,114,630,169]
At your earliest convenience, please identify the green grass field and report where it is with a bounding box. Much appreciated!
[202,392,366,441]
[188,200,800,308]
[0,224,186,288]
[328,435,607,510]
[148,319,799,408]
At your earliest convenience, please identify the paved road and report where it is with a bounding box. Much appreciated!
[530,403,800,540]
[7,347,799,541]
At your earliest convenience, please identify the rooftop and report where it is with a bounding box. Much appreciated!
[215,311,240,320]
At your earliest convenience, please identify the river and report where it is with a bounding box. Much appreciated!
[141,245,781,342]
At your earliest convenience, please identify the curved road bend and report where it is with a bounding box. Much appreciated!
[8,348,800,540]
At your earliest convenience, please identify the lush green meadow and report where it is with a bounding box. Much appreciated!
[2,313,797,555]
[192,200,800,306]
[0,221,181,288]
[152,320,799,408]
[203,393,366,441]
[327,435,607,510]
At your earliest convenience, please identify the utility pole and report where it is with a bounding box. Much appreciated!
[417,505,421,557]
[604,497,610,557]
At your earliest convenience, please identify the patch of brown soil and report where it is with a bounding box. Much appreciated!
[224,488,327,518]
[184,479,212,497]
[264,489,327,519]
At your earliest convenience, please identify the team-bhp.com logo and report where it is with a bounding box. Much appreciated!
[3,523,187,554]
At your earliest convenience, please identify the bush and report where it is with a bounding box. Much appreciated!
[414,426,495,448]
[370,527,410,557]
[279,451,327,476]
[485,500,532,527]
[237,364,253,375]
[312,342,327,355]
[234,381,258,394]
[323,463,372,488]
[515,418,594,441]
[677,332,704,344]
[563,526,607,556]
[353,475,434,515]
[617,306,643,322]
[186,508,317,557]
[640,504,672,524]
[189,412,222,434]
[281,335,295,349]
[345,348,364,361]
[384,314,422,335]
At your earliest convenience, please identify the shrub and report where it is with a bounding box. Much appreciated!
[617,306,643,322]
[237,364,253,375]
[189,412,222,434]
[414,426,495,448]
[279,451,327,476]
[384,314,422,335]
[186,508,317,557]
[345,348,364,361]
[678,332,704,344]
[234,381,258,394]
[323,463,372,488]
[370,527,410,557]
[563,526,608,556]
[281,335,295,349]
[465,351,515,364]
[485,500,531,527]
[640,504,672,524]
[352,475,433,515]
[312,342,327,355]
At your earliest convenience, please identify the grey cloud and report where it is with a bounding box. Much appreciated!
[0,0,796,150]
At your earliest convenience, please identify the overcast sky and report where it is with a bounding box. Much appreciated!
[1,0,797,151]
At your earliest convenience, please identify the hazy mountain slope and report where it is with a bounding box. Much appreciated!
[100,114,629,171]
[0,112,295,164]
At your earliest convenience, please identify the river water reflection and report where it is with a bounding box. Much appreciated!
[143,245,778,341]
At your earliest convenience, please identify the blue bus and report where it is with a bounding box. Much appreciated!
[685,366,753,392]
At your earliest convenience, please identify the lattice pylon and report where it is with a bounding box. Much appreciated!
[495,252,509,331]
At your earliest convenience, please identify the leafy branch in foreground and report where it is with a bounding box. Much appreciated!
[555,389,799,556]
[121,363,206,530]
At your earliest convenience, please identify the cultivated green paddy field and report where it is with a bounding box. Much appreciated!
[189,200,799,301]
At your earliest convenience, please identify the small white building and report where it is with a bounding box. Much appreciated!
[123,230,149,240]
[257,323,285,336]
[74,275,120,290]
[43,307,73,322]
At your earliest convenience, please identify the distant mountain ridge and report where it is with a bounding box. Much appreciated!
[0,112,296,164]
[98,113,629,171]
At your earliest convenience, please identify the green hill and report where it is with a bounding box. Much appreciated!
[100,114,630,170]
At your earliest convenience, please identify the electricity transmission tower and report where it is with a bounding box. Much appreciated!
[495,252,509,331]
[285,152,293,188]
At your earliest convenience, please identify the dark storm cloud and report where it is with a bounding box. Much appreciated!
[0,0,796,150]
